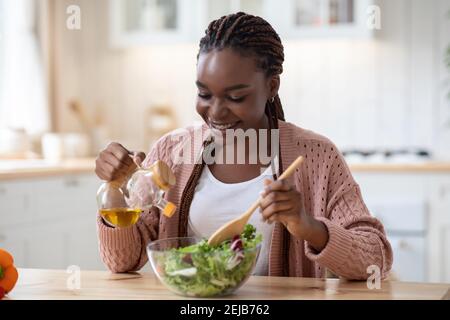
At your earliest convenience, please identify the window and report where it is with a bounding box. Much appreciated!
[0,0,49,135]
[0,0,4,120]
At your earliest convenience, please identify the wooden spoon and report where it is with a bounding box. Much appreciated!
[207,155,304,246]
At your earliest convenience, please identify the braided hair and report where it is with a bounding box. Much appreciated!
[198,11,285,125]
[178,13,288,260]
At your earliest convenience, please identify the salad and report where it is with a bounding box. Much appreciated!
[153,224,262,297]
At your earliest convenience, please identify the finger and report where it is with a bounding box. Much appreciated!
[108,143,133,167]
[265,179,292,192]
[95,162,114,181]
[260,200,293,221]
[132,151,146,166]
[267,214,282,224]
[101,151,135,178]
[100,151,123,169]
[95,166,108,180]
[95,156,110,180]
[259,191,291,210]
[260,179,271,197]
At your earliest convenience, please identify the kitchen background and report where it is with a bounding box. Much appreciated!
[0,0,450,283]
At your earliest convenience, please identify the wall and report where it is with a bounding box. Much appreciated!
[52,0,450,156]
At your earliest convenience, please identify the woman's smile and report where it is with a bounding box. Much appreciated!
[208,119,242,131]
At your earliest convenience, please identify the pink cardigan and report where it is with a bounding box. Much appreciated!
[97,120,393,280]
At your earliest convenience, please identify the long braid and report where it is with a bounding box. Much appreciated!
[177,147,208,237]
[180,13,289,273]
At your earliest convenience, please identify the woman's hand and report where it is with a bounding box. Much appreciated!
[259,179,329,252]
[95,142,146,181]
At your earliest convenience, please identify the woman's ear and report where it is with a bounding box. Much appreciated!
[268,75,280,99]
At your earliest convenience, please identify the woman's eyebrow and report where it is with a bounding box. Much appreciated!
[224,84,250,91]
[196,81,208,89]
[196,81,250,91]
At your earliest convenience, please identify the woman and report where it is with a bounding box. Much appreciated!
[95,12,393,279]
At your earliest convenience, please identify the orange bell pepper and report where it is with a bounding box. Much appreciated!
[0,248,18,294]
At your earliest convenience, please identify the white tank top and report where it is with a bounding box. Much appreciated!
[188,164,275,276]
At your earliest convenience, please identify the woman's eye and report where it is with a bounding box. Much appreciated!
[198,93,211,99]
[228,96,246,103]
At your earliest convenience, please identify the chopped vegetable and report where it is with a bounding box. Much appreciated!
[155,224,262,297]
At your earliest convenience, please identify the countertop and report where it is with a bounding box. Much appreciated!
[348,162,450,172]
[2,159,450,180]
[0,158,95,180]
[5,268,450,300]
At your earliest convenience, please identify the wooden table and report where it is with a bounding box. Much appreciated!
[5,268,449,300]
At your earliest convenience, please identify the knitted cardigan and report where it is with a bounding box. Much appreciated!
[97,120,393,280]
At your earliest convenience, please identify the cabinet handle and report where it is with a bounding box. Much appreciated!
[399,240,409,250]
[65,179,80,187]
[440,185,450,199]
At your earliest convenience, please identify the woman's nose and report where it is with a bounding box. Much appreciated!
[209,98,228,120]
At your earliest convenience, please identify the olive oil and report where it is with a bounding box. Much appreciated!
[97,160,177,228]
[99,208,142,228]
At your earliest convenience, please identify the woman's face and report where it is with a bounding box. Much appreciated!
[196,48,278,132]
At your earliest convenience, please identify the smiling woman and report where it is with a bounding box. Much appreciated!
[95,11,393,282]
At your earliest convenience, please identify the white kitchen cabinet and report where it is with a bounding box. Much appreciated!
[109,0,193,47]
[0,226,29,267]
[427,177,450,283]
[64,219,103,270]
[0,180,32,226]
[0,174,105,271]
[444,224,450,283]
[193,0,271,39]
[389,235,426,282]
[200,0,374,39]
[27,224,67,269]
[353,171,450,283]
[277,0,373,38]
[109,0,374,47]
[31,175,99,223]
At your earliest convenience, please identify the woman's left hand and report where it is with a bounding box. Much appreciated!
[259,179,329,251]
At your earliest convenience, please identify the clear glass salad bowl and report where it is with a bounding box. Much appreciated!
[147,236,261,298]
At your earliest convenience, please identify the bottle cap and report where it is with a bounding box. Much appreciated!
[162,202,177,218]
[150,160,176,191]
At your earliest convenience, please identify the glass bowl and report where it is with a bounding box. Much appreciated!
[147,237,261,298]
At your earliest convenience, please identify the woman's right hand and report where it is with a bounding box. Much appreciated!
[95,142,146,181]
